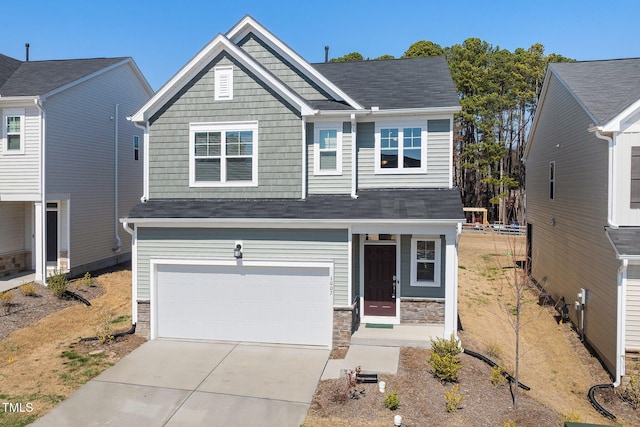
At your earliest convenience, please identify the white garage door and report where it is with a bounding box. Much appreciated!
[155,263,333,347]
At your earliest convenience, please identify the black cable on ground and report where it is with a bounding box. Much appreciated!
[63,290,91,306]
[80,323,136,342]
[588,384,616,420]
[462,348,530,391]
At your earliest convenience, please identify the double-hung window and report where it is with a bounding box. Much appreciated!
[3,108,25,154]
[133,135,140,161]
[190,121,258,187]
[314,123,342,175]
[549,161,556,200]
[410,237,441,287]
[375,121,426,173]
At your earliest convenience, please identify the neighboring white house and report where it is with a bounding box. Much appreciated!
[123,16,464,348]
[0,54,153,281]
[526,58,640,383]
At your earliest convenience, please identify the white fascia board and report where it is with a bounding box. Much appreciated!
[130,34,313,123]
[43,58,137,99]
[226,15,364,110]
[0,96,38,104]
[602,99,640,133]
[370,106,461,116]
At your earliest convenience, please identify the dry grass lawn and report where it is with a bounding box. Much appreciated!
[0,268,144,426]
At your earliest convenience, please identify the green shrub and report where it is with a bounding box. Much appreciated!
[444,384,464,413]
[491,365,506,386]
[19,282,39,297]
[48,270,69,298]
[382,390,400,410]
[429,335,462,382]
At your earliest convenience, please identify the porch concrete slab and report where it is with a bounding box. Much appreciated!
[350,324,445,347]
[0,271,35,292]
[198,343,330,403]
[165,391,310,427]
[96,340,236,390]
[30,381,190,426]
[343,345,400,375]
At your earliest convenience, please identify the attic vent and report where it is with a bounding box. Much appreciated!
[214,66,233,101]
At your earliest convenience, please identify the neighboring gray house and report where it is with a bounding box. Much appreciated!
[124,16,464,348]
[0,54,153,282]
[526,58,640,383]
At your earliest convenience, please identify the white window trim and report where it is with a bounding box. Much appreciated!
[3,108,26,155]
[313,123,342,176]
[410,236,441,287]
[214,65,234,101]
[134,135,140,161]
[375,119,427,174]
[189,121,258,187]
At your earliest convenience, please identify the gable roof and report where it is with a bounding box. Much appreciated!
[312,57,459,110]
[549,58,640,127]
[131,15,460,122]
[0,56,149,98]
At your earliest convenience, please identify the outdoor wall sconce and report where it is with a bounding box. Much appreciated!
[234,241,243,259]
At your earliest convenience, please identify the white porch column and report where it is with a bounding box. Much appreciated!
[34,201,45,282]
[443,230,459,338]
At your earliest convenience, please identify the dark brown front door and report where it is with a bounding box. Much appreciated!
[364,245,396,316]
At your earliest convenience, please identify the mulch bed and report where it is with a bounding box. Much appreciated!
[0,280,104,339]
[307,347,560,427]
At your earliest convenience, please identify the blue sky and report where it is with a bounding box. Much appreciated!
[4,0,639,90]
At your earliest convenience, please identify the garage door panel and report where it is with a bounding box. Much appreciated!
[155,263,332,346]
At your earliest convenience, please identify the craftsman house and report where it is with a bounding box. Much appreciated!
[124,16,464,347]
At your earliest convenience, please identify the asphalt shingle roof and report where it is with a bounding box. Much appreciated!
[0,55,127,97]
[550,58,640,125]
[126,188,464,221]
[606,227,640,257]
[312,57,459,110]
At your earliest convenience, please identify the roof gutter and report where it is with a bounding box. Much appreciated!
[310,106,462,118]
[588,126,616,227]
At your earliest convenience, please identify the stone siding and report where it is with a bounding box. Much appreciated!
[136,300,151,339]
[400,298,445,324]
[333,300,360,347]
[0,251,31,277]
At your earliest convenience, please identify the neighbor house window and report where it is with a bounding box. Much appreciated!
[3,108,25,154]
[375,121,426,173]
[631,147,640,208]
[549,161,556,200]
[214,66,233,101]
[410,237,441,287]
[133,135,139,161]
[314,124,342,175]
[190,121,258,187]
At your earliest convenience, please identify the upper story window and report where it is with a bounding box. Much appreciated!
[549,161,556,200]
[214,66,233,101]
[410,236,441,287]
[314,123,342,175]
[375,121,427,174]
[632,147,640,209]
[133,135,140,161]
[3,108,25,154]
[189,121,258,187]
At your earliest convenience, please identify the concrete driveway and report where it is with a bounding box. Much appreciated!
[32,340,329,426]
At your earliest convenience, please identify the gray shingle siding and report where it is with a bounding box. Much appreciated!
[148,54,303,199]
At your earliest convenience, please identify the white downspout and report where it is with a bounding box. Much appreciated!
[614,259,629,387]
[122,221,138,324]
[351,114,358,199]
[34,98,47,284]
[113,104,122,252]
[591,129,615,226]
[301,119,307,199]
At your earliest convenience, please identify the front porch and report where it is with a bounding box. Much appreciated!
[351,323,445,348]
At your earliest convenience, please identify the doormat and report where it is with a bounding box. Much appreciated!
[365,323,393,329]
